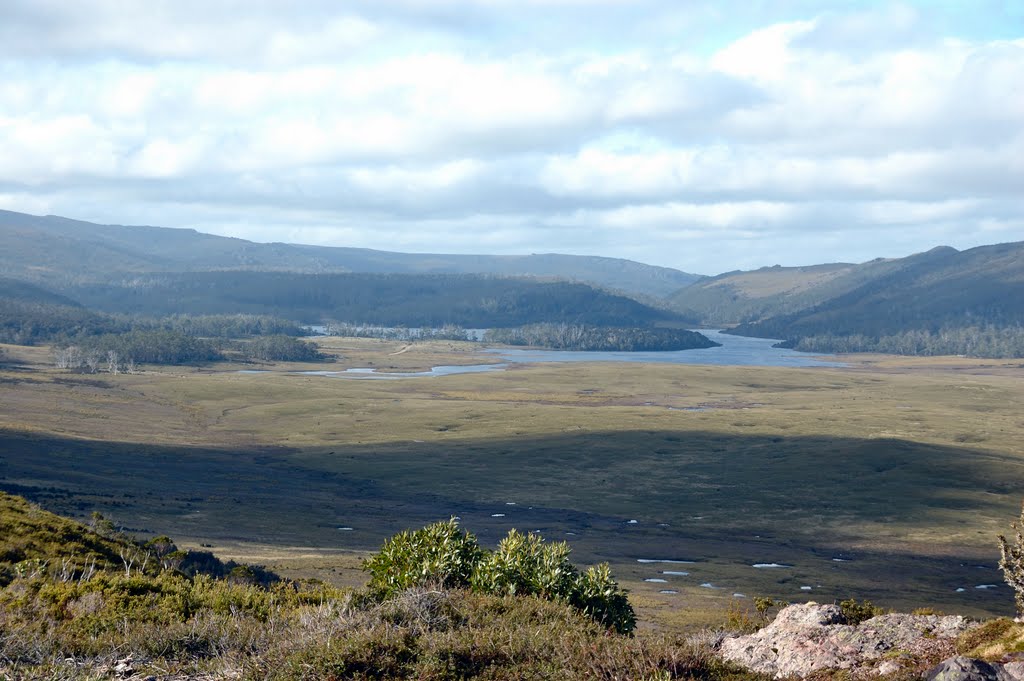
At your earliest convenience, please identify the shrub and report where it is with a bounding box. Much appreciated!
[364,521,636,634]
[572,563,636,634]
[754,596,785,625]
[724,599,759,634]
[471,529,577,599]
[839,598,883,625]
[363,519,483,597]
[999,500,1024,616]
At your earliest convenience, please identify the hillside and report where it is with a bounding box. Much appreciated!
[666,262,862,325]
[0,276,127,344]
[0,491,727,679]
[61,270,688,328]
[665,242,1024,357]
[667,246,976,327]
[1,492,1018,679]
[729,242,1024,336]
[726,242,1024,356]
[0,209,701,299]
[0,491,128,582]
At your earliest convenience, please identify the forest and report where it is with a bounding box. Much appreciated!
[781,326,1024,358]
[52,331,326,371]
[484,323,718,351]
[62,271,683,328]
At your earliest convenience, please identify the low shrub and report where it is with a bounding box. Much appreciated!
[839,598,883,625]
[363,519,483,596]
[366,520,636,634]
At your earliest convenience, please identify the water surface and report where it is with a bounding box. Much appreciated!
[297,364,508,379]
[241,330,843,381]
[487,330,844,368]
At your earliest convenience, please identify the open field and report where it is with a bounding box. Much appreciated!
[2,338,1024,630]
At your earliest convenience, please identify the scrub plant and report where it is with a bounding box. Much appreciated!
[365,520,636,633]
[998,500,1024,616]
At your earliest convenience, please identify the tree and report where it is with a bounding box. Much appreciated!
[998,500,1024,616]
[106,350,120,375]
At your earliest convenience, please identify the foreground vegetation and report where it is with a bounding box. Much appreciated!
[0,493,740,680]
[365,519,636,633]
[7,489,1024,679]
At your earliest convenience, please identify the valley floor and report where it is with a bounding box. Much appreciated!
[1,338,1022,629]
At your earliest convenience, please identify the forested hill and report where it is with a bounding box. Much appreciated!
[665,246,981,327]
[63,271,688,328]
[0,276,127,345]
[0,210,700,299]
[724,242,1024,357]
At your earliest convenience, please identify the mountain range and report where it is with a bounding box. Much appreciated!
[0,209,700,299]
[2,208,1023,356]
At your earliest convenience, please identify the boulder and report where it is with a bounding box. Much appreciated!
[925,656,1009,681]
[720,603,978,678]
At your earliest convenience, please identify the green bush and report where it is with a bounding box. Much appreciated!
[839,598,883,624]
[572,562,637,634]
[364,520,636,634]
[363,519,483,596]
[471,529,577,599]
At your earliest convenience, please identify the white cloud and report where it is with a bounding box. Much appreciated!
[0,1,1021,273]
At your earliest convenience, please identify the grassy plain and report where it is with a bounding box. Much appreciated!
[2,338,1023,630]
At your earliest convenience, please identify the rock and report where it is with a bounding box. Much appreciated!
[720,603,978,679]
[925,656,1009,681]
[876,660,902,676]
[1002,661,1024,681]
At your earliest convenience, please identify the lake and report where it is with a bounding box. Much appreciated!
[286,330,843,379]
[486,330,845,368]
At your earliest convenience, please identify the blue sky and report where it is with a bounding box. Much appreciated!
[0,0,1021,274]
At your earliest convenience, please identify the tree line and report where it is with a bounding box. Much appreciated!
[323,322,473,342]
[0,297,311,347]
[53,331,326,372]
[484,323,719,351]
[785,325,1024,358]
[64,271,679,328]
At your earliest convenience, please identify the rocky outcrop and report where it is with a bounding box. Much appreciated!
[924,656,1024,681]
[719,602,978,678]
[925,656,1008,681]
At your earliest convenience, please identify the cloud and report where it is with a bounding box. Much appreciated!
[0,1,1021,273]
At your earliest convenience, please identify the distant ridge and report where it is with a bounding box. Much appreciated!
[668,241,1024,356]
[729,241,1024,339]
[0,209,701,299]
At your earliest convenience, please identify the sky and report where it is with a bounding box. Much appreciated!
[0,1,1021,275]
